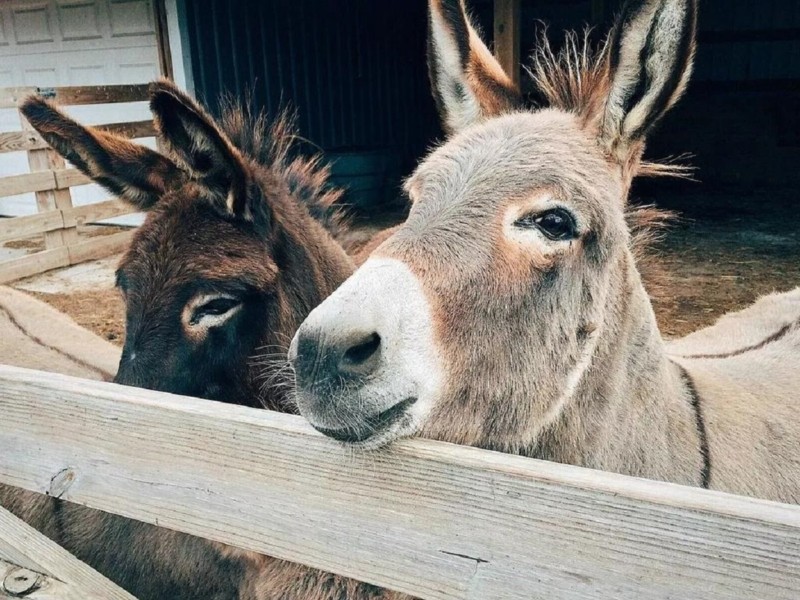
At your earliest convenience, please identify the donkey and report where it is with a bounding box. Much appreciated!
[1,81,407,600]
[289,0,800,505]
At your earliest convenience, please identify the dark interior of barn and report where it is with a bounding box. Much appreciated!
[180,0,798,209]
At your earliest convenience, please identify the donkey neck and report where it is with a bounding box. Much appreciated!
[535,251,708,487]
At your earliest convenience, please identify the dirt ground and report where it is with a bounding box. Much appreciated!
[28,288,125,343]
[2,226,128,344]
[10,189,800,344]
[644,188,800,337]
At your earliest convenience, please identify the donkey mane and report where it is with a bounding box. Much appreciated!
[216,95,350,238]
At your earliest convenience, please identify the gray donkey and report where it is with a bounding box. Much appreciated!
[290,0,800,506]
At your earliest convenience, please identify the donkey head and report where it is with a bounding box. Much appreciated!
[21,81,331,406]
[290,0,696,449]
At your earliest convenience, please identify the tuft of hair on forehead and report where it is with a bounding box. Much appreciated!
[528,27,694,182]
[528,28,612,127]
[215,94,349,239]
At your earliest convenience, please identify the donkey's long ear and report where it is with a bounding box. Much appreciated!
[19,97,182,210]
[149,80,256,222]
[601,0,697,163]
[428,0,521,134]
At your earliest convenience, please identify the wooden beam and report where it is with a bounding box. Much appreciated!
[0,120,156,155]
[0,231,132,284]
[54,169,90,190]
[0,130,49,154]
[154,0,175,80]
[494,0,521,87]
[0,211,64,243]
[0,85,150,109]
[66,230,134,265]
[0,172,57,198]
[0,366,798,600]
[19,113,78,250]
[0,506,137,600]
[0,88,37,110]
[0,202,135,243]
[21,111,79,249]
[0,248,70,285]
[62,200,136,228]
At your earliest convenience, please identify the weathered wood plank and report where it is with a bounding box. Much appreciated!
[154,0,174,81]
[1,559,71,600]
[0,212,64,243]
[0,130,49,154]
[494,0,521,87]
[54,169,90,190]
[0,506,137,600]
[0,121,155,155]
[48,84,150,106]
[0,202,134,243]
[99,120,157,140]
[0,172,57,198]
[66,230,133,264]
[21,112,78,249]
[0,87,37,109]
[0,366,798,600]
[0,85,149,109]
[0,229,130,284]
[62,200,136,228]
[0,249,69,285]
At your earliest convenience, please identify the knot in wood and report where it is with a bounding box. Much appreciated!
[48,467,77,498]
[3,567,42,596]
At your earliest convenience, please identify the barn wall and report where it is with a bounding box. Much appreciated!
[518,0,800,191]
[649,0,799,190]
[181,0,440,210]
[179,0,799,210]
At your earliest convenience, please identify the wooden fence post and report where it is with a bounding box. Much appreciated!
[19,105,79,250]
[494,0,521,88]
[0,85,152,283]
[0,506,137,600]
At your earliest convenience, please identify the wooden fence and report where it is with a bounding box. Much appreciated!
[0,364,799,599]
[0,85,154,284]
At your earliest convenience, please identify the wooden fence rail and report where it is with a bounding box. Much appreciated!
[0,506,135,600]
[0,85,151,284]
[0,365,799,600]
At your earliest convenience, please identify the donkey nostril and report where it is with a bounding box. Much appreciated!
[341,332,381,373]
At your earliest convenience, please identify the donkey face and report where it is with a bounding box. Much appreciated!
[21,82,283,404]
[291,0,696,449]
[114,196,277,401]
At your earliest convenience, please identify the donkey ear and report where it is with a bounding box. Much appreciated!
[148,80,256,221]
[19,97,182,210]
[601,0,697,162]
[427,0,521,134]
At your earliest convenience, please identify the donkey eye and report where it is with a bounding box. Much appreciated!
[190,297,242,325]
[515,208,577,241]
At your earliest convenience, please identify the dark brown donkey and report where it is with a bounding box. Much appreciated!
[0,81,397,600]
